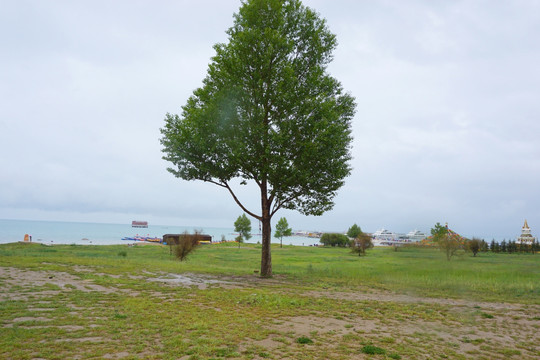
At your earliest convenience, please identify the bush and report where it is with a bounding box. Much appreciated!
[172,231,201,261]
[320,233,350,247]
[467,238,483,257]
[351,233,373,256]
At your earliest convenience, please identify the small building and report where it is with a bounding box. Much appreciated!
[517,220,536,245]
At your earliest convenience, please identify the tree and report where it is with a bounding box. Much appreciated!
[467,237,482,257]
[431,223,463,261]
[320,233,350,247]
[481,240,489,252]
[274,217,292,248]
[347,224,362,239]
[351,232,373,256]
[430,222,447,241]
[234,214,252,246]
[160,0,355,277]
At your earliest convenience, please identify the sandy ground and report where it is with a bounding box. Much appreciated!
[1,266,539,359]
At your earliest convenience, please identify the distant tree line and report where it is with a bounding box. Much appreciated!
[486,239,539,254]
[319,233,350,247]
[450,237,539,256]
[318,224,374,256]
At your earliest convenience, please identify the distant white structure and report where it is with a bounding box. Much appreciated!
[406,229,428,242]
[372,228,397,242]
[517,220,536,245]
[371,228,427,246]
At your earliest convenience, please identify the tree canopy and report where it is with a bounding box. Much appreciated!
[430,222,448,242]
[160,0,355,277]
[234,214,252,242]
[347,224,362,239]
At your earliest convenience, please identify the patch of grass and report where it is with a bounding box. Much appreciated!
[361,345,386,354]
[296,336,313,344]
[481,312,495,319]
[500,348,521,357]
[112,311,127,320]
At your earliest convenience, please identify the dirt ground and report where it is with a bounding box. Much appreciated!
[1,266,539,359]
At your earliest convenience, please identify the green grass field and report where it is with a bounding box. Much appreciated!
[1,242,539,359]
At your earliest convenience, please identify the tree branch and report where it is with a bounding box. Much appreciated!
[223,181,261,221]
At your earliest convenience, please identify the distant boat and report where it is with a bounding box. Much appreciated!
[132,221,148,228]
[406,229,427,242]
[372,228,427,246]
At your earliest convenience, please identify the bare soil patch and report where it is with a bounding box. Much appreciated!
[2,266,539,359]
[305,289,540,312]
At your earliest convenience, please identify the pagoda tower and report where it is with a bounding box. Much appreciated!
[517,219,536,245]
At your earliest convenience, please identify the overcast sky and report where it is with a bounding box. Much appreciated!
[1,0,539,239]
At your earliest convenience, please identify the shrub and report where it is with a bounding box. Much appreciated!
[172,231,201,261]
[466,238,483,257]
[351,233,374,256]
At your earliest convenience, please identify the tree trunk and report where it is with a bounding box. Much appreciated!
[260,215,272,277]
[260,182,272,277]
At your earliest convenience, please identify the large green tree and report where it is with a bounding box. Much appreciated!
[160,0,355,277]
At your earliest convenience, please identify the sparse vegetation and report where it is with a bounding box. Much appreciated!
[0,242,538,359]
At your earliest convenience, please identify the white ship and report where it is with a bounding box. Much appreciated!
[371,228,398,245]
[371,228,426,246]
[406,229,427,242]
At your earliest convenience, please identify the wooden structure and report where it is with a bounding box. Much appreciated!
[163,233,212,254]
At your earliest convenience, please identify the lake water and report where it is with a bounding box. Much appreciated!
[0,219,321,246]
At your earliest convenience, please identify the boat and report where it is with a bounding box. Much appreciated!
[372,228,398,245]
[406,229,427,242]
[371,228,426,246]
[121,236,162,243]
[132,221,148,228]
